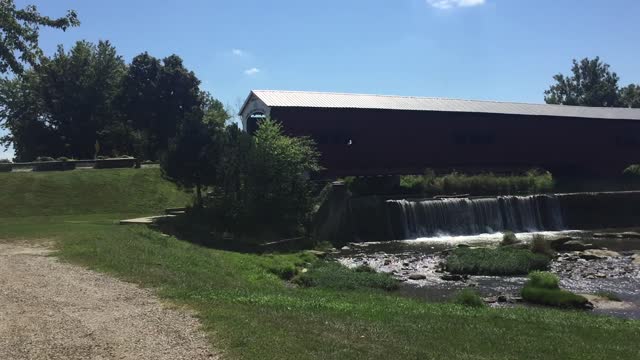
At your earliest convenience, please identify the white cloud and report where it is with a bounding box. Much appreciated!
[426,0,485,9]
[231,48,245,56]
[244,67,260,76]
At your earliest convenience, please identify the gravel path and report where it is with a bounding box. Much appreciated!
[0,243,218,360]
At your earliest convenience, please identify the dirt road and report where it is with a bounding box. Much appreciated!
[0,243,218,360]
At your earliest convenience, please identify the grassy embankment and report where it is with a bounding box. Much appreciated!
[1,168,639,360]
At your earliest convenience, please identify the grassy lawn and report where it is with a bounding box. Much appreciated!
[1,169,639,359]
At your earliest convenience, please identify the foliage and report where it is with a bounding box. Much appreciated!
[619,84,640,108]
[445,247,551,276]
[623,164,640,178]
[545,57,639,108]
[527,271,560,290]
[530,234,555,257]
[210,119,321,237]
[0,0,79,74]
[293,261,399,291]
[501,231,519,246]
[453,289,486,308]
[522,272,589,309]
[395,169,554,197]
[0,41,220,162]
[2,173,640,360]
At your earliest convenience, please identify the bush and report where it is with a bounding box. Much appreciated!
[521,271,589,309]
[530,234,555,257]
[445,247,551,276]
[527,271,559,289]
[293,262,399,291]
[452,289,486,308]
[501,231,519,246]
[623,164,640,178]
[399,168,554,196]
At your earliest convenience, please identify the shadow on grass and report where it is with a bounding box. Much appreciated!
[153,212,315,254]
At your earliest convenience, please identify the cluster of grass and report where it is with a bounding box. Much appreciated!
[445,247,551,276]
[623,164,640,178]
[452,289,486,308]
[293,262,399,291]
[1,169,639,359]
[400,169,554,196]
[522,272,589,309]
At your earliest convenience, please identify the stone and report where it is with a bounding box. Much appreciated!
[554,240,594,252]
[341,246,351,251]
[408,273,427,280]
[595,273,607,278]
[383,260,392,266]
[497,295,508,303]
[457,244,471,248]
[441,274,464,281]
[632,254,640,265]
[579,249,621,260]
[621,232,640,239]
[549,236,573,250]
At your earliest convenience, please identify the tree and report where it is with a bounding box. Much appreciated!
[545,57,621,107]
[211,119,321,237]
[120,53,203,160]
[161,114,222,206]
[620,84,640,108]
[0,1,79,74]
[37,41,127,159]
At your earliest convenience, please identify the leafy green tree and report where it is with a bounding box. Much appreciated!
[212,119,321,237]
[620,84,640,108]
[545,57,621,107]
[0,73,61,161]
[0,1,79,74]
[120,53,203,160]
[37,41,127,158]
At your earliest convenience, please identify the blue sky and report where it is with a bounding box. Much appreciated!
[2,0,640,159]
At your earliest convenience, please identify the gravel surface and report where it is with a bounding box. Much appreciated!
[0,243,218,360]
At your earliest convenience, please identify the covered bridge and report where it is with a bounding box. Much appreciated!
[239,90,640,177]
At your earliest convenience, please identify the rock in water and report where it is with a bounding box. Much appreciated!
[441,274,464,281]
[408,273,427,280]
[554,240,595,252]
[579,249,621,260]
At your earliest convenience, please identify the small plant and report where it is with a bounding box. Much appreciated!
[595,291,622,302]
[530,234,555,257]
[522,271,589,309]
[293,261,398,291]
[453,289,486,308]
[354,264,376,273]
[501,231,519,246]
[445,247,551,276]
[527,271,559,289]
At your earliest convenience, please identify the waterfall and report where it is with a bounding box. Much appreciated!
[387,195,565,240]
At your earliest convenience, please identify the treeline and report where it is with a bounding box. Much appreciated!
[0,40,228,161]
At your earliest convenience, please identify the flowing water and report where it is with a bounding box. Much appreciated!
[387,195,565,240]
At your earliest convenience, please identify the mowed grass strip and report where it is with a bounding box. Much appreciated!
[0,170,639,359]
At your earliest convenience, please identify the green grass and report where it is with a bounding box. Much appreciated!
[1,170,639,359]
[521,272,589,309]
[293,262,399,291]
[0,168,191,217]
[445,247,551,276]
[452,289,486,308]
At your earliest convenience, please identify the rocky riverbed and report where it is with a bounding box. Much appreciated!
[334,230,640,319]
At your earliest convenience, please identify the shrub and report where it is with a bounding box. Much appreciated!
[445,247,551,276]
[501,231,519,246]
[527,271,559,289]
[623,164,640,178]
[521,271,589,309]
[453,289,486,308]
[293,262,399,291]
[399,168,554,196]
[530,234,555,257]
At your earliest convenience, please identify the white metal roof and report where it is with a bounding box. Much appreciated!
[245,90,640,121]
